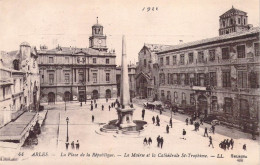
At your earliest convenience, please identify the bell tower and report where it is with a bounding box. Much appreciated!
[89,17,108,52]
[219,6,251,35]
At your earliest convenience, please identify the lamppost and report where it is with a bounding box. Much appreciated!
[66,117,69,142]
[65,98,67,111]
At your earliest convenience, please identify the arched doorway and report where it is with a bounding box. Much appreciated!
[64,91,71,101]
[139,77,148,99]
[106,89,111,98]
[92,90,99,99]
[198,95,208,117]
[48,92,55,104]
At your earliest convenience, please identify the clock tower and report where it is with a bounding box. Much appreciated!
[89,17,108,52]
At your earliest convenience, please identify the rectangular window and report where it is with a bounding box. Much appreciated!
[198,51,204,63]
[93,58,96,64]
[222,47,230,59]
[180,54,184,65]
[65,73,70,83]
[249,72,259,88]
[106,73,110,82]
[188,53,193,63]
[49,74,54,84]
[79,72,84,83]
[172,55,177,65]
[184,73,189,85]
[254,43,259,56]
[177,73,181,85]
[209,72,217,86]
[49,57,54,63]
[160,58,163,66]
[238,18,241,24]
[209,49,215,61]
[167,73,171,84]
[222,71,231,87]
[238,71,247,88]
[161,90,165,98]
[237,45,245,58]
[144,59,147,67]
[166,57,169,65]
[93,73,97,83]
[65,57,69,63]
[3,87,5,99]
[159,73,165,84]
[106,59,110,64]
[224,98,233,114]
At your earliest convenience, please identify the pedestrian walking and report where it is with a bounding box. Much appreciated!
[142,109,145,120]
[143,138,147,145]
[200,118,203,125]
[91,104,93,111]
[243,144,246,151]
[71,141,75,149]
[80,102,82,107]
[102,105,104,111]
[211,125,215,134]
[190,118,193,125]
[160,137,164,149]
[109,105,111,111]
[152,116,155,124]
[156,115,160,126]
[204,127,208,137]
[76,140,80,150]
[157,135,161,147]
[208,136,214,148]
[91,100,93,104]
[65,141,69,150]
[160,109,162,115]
[185,118,188,125]
[230,138,234,149]
[182,129,186,140]
[92,115,94,122]
[166,125,169,134]
[95,103,97,108]
[169,118,173,128]
[148,137,152,145]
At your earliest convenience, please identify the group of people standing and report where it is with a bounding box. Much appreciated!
[156,135,164,148]
[65,140,80,150]
[143,137,152,146]
[152,115,160,126]
[219,138,234,150]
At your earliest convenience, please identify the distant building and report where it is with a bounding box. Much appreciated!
[136,44,172,100]
[0,42,40,126]
[156,7,259,132]
[116,64,137,98]
[38,19,117,102]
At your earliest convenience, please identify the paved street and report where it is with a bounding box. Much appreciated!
[16,98,258,164]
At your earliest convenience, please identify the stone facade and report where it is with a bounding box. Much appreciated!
[0,42,40,127]
[136,44,172,100]
[157,27,259,131]
[38,21,117,103]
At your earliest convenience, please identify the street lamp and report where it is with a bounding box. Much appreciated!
[66,117,69,142]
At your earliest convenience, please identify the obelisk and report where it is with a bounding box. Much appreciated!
[116,35,136,128]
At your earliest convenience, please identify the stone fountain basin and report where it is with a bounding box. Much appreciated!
[100,119,147,134]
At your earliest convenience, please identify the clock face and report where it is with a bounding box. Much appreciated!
[98,40,102,44]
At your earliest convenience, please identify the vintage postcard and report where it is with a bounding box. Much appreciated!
[0,0,259,164]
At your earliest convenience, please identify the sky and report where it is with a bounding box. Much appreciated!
[0,0,259,65]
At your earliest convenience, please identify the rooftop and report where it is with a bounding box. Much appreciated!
[158,27,259,54]
[144,44,173,53]
[38,46,115,56]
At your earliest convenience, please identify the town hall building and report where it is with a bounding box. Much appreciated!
[38,19,117,103]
